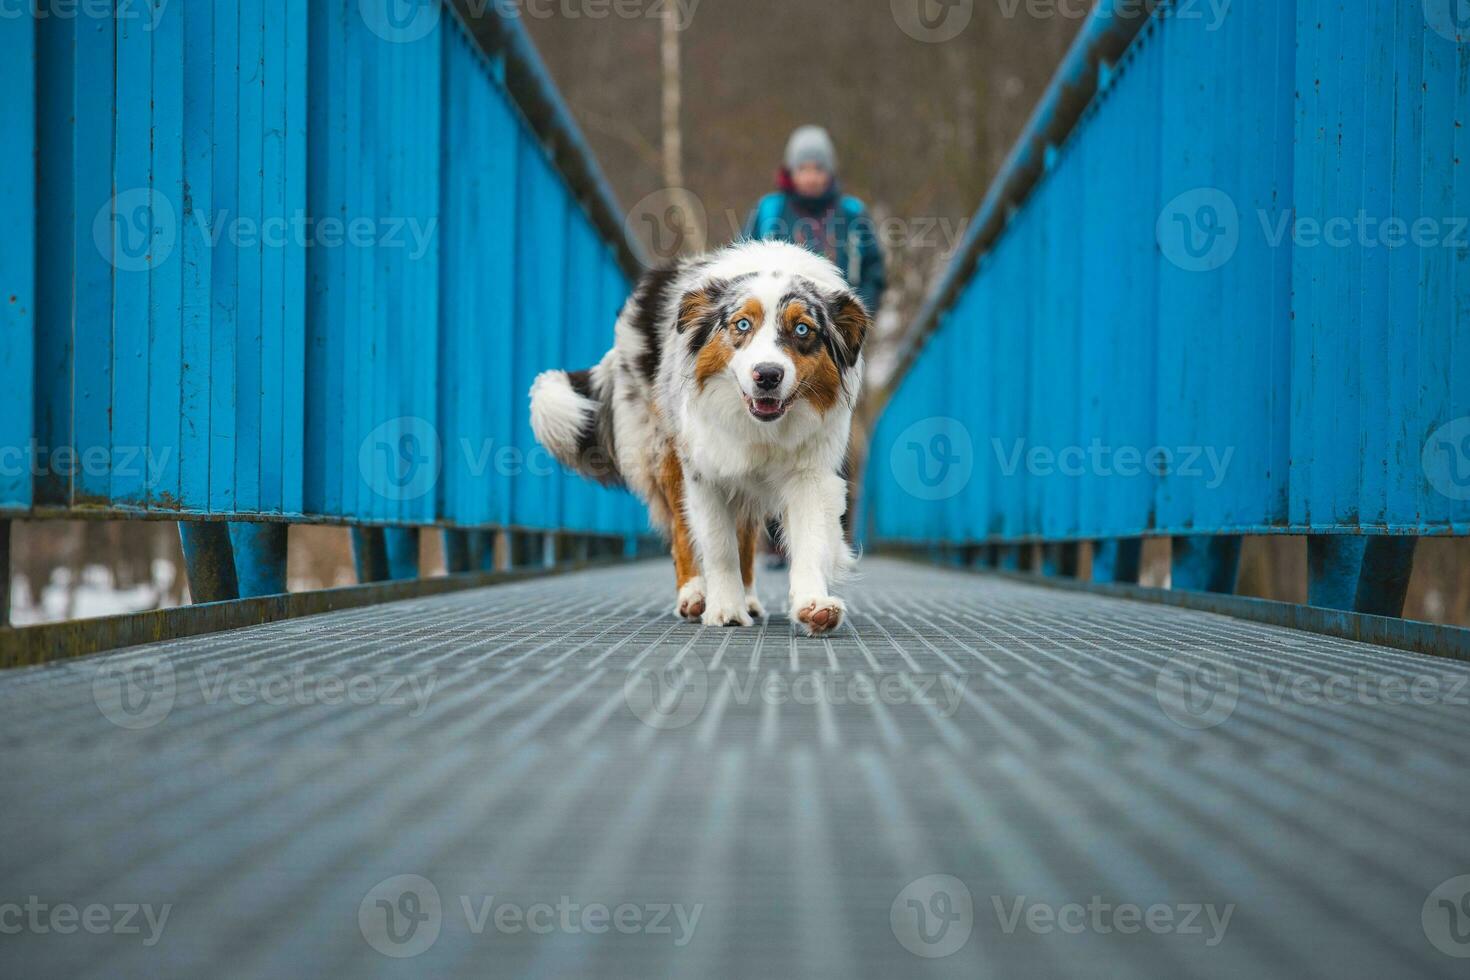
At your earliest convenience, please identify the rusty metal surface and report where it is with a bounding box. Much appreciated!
[1,558,1468,978]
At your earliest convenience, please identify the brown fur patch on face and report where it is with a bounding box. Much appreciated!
[779,299,841,414]
[790,344,841,414]
[728,298,764,348]
[694,298,763,391]
[677,287,716,334]
[694,331,733,391]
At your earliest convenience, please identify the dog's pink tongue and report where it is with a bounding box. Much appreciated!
[754,398,782,416]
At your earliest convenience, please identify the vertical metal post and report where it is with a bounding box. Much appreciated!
[229,523,289,598]
[1354,537,1418,618]
[1093,538,1143,585]
[494,530,512,572]
[1041,543,1079,577]
[1307,535,1367,611]
[0,519,11,626]
[179,522,241,604]
[385,528,421,581]
[352,527,390,584]
[1171,535,1242,594]
[466,530,491,572]
[443,529,472,574]
[542,532,557,568]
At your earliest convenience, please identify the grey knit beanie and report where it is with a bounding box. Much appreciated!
[784,125,837,173]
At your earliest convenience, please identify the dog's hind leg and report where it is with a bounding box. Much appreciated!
[738,519,766,620]
[658,452,705,621]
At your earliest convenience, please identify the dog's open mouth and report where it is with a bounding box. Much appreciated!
[744,395,790,421]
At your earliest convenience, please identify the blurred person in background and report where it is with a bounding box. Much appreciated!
[747,125,886,566]
[745,124,886,313]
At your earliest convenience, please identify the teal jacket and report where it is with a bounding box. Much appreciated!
[745,185,886,314]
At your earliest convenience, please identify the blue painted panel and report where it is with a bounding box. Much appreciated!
[871,0,1468,546]
[511,138,569,531]
[33,13,75,508]
[149,1,185,511]
[179,0,216,514]
[436,25,519,529]
[21,0,635,536]
[71,14,116,508]
[0,13,35,511]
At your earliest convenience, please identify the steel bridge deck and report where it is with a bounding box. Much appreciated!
[1,558,1467,978]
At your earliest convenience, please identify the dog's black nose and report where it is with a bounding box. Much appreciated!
[753,363,785,392]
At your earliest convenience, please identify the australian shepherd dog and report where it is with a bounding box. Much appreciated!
[530,241,869,636]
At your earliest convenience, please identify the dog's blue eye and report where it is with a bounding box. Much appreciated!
[735,318,753,333]
[795,323,812,337]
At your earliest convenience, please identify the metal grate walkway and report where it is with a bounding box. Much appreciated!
[1,558,1467,978]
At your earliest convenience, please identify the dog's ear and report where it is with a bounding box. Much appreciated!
[826,291,870,366]
[677,279,727,334]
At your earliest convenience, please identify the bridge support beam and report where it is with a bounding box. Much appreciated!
[179,522,241,604]
[1,519,11,626]
[467,531,495,572]
[228,524,289,598]
[1041,543,1080,578]
[1309,535,1417,618]
[1170,535,1242,594]
[351,528,390,584]
[385,529,421,581]
[442,530,472,575]
[998,545,1035,572]
[1093,538,1143,585]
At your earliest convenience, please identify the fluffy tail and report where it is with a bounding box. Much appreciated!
[530,360,622,486]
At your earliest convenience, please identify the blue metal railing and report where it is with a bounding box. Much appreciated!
[866,0,1470,615]
[1,1,651,622]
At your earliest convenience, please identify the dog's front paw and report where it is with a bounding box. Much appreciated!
[791,595,846,637]
[745,592,767,619]
[701,593,754,628]
[675,578,706,621]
